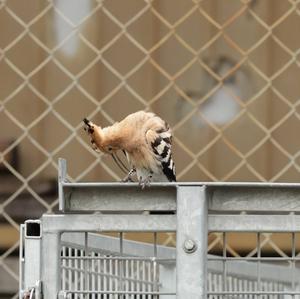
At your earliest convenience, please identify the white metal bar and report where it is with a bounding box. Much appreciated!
[153,233,158,299]
[147,261,151,297]
[62,246,66,291]
[119,232,123,297]
[130,260,134,299]
[74,248,78,299]
[68,247,72,293]
[115,259,118,299]
[103,257,107,299]
[142,260,146,299]
[84,233,88,296]
[92,252,95,299]
[97,253,101,299]
[222,233,226,294]
[109,258,112,299]
[80,249,84,299]
[137,260,140,298]
[292,232,296,299]
[125,259,129,299]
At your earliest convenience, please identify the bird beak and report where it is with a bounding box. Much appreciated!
[83,118,94,134]
[83,118,90,125]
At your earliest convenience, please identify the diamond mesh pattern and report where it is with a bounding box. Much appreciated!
[1,0,300,297]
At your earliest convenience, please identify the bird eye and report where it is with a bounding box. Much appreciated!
[108,146,113,152]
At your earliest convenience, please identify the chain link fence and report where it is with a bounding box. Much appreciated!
[1,0,300,297]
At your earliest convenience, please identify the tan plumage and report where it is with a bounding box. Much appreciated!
[83,111,176,186]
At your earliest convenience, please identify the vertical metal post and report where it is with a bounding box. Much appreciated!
[58,158,67,211]
[19,224,25,299]
[42,231,61,298]
[176,185,208,299]
[20,220,43,298]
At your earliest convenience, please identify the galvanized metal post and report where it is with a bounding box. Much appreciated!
[42,231,61,298]
[58,158,67,211]
[176,185,208,299]
[23,220,42,293]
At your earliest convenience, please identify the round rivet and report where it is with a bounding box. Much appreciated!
[183,239,197,253]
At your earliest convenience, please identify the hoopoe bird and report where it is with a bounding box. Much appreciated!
[83,111,176,187]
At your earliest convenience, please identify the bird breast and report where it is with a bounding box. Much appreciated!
[127,144,160,173]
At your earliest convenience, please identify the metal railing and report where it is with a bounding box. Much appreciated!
[18,159,300,298]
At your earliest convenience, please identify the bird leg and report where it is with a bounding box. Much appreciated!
[138,172,153,189]
[122,168,136,182]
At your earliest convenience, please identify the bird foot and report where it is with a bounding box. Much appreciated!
[122,168,136,182]
[122,176,134,183]
[138,175,152,189]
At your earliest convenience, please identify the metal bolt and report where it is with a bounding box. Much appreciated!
[183,239,197,253]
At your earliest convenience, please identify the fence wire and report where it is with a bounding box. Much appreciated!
[1,0,300,297]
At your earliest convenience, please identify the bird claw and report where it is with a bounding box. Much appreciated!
[122,168,136,182]
[138,175,152,189]
[122,176,134,183]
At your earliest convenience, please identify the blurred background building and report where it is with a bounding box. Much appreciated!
[1,0,300,297]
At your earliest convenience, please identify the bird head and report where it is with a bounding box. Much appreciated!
[83,118,121,154]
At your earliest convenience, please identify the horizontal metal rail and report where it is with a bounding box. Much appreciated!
[59,290,176,295]
[60,256,174,261]
[58,159,300,214]
[59,182,300,213]
[43,213,300,232]
[61,184,177,212]
[42,214,176,232]
[208,256,300,261]
[208,214,300,232]
[207,291,300,295]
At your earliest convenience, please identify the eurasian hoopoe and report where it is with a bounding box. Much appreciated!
[83,111,176,187]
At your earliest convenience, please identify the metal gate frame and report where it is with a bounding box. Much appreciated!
[20,158,300,298]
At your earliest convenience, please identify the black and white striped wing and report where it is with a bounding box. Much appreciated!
[147,128,176,182]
